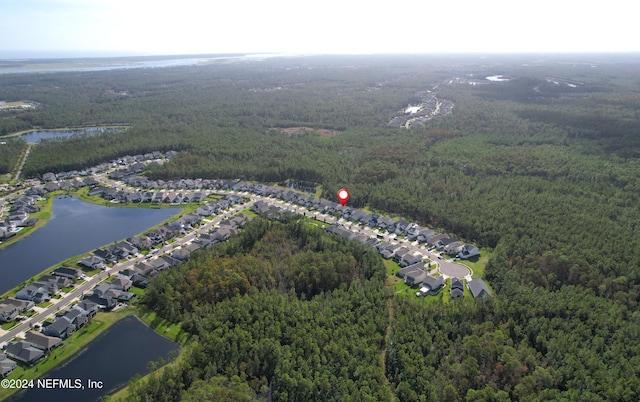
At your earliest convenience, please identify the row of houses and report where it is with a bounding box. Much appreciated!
[40,150,176,182]
[103,173,477,262]
[0,195,40,240]
[2,297,101,369]
[4,267,83,317]
[325,222,492,299]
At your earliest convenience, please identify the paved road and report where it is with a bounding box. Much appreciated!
[0,201,252,346]
[2,175,473,344]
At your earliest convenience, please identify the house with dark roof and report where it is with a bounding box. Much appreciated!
[4,341,44,365]
[43,316,76,338]
[51,266,82,280]
[399,253,423,268]
[110,277,132,291]
[418,275,445,296]
[73,300,99,317]
[39,274,72,289]
[468,278,492,299]
[83,293,116,310]
[63,309,88,328]
[450,278,464,298]
[397,263,427,285]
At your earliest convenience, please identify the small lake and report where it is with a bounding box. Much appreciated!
[0,196,179,294]
[16,127,123,143]
[8,315,180,402]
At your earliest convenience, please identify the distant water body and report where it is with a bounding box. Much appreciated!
[17,127,123,143]
[0,54,262,74]
[0,196,179,294]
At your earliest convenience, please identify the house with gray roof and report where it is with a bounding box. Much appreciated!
[418,275,444,296]
[5,341,45,365]
[24,331,62,351]
[43,316,76,338]
[468,278,492,299]
[450,278,464,298]
[51,266,82,279]
[0,353,17,377]
[78,255,105,269]
[458,244,480,259]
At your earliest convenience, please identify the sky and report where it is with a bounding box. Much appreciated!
[1,0,638,58]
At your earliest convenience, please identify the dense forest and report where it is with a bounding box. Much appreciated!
[129,217,392,401]
[1,54,639,400]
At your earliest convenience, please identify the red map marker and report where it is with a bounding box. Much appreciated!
[337,188,350,207]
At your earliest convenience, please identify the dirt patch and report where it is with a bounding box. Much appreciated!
[274,127,341,137]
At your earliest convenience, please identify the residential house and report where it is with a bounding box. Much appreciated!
[127,235,153,250]
[444,241,464,256]
[458,244,480,259]
[400,253,423,268]
[468,279,492,299]
[24,331,62,351]
[83,293,116,310]
[392,247,412,264]
[110,277,132,291]
[0,304,18,322]
[93,248,118,264]
[43,316,76,338]
[73,300,99,317]
[0,298,35,313]
[63,309,88,328]
[4,341,44,365]
[418,275,445,296]
[39,274,73,289]
[435,237,458,250]
[450,278,465,298]
[426,233,447,247]
[51,266,82,280]
[0,353,17,378]
[16,285,50,303]
[397,263,428,286]
[109,241,139,258]
[78,255,105,269]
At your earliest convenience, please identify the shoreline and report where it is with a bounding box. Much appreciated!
[0,192,187,299]
[0,309,180,401]
[0,125,130,140]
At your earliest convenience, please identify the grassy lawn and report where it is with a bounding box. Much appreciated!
[238,208,258,219]
[137,309,187,344]
[0,307,136,401]
[1,321,19,330]
[457,248,492,278]
[36,301,53,308]
[384,259,401,277]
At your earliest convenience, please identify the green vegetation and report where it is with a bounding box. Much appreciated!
[122,217,391,401]
[1,54,639,400]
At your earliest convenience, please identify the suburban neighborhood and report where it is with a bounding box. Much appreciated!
[0,151,488,379]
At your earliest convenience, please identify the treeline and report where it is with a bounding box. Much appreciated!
[128,217,392,401]
[0,137,26,175]
[387,285,640,401]
[141,217,385,321]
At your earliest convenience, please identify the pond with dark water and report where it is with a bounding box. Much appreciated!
[8,315,180,402]
[0,196,179,294]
